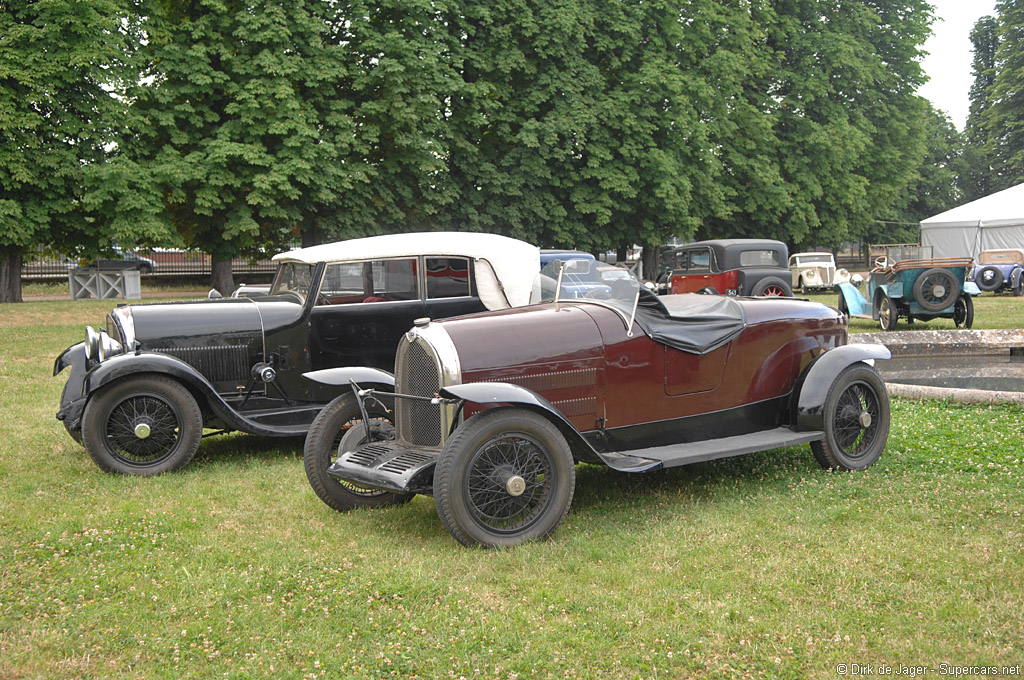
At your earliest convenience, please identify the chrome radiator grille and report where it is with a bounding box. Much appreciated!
[395,338,445,447]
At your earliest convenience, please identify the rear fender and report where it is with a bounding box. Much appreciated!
[963,280,982,296]
[1012,267,1024,289]
[836,282,870,316]
[440,382,606,465]
[792,345,891,432]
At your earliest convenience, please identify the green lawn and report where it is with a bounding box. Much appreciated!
[1,296,1022,679]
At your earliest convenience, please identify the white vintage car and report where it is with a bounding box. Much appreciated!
[788,252,856,293]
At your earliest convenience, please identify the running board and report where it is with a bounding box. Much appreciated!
[598,428,824,473]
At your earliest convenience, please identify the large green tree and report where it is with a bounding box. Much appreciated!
[437,0,721,256]
[987,0,1024,189]
[699,0,932,251]
[961,15,999,202]
[0,0,134,302]
[116,0,454,293]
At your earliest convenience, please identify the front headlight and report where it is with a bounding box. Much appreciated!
[805,270,820,281]
[84,326,124,363]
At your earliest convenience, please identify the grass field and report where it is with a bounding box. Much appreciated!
[1,294,1023,679]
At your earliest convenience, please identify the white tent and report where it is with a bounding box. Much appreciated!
[920,183,1024,259]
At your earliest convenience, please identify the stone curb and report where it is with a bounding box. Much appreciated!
[886,382,1024,404]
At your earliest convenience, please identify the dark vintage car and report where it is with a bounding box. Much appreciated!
[302,270,891,547]
[53,232,539,475]
[660,239,794,297]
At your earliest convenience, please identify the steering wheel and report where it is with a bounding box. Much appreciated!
[874,256,893,270]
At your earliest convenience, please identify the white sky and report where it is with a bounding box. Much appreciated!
[917,0,998,130]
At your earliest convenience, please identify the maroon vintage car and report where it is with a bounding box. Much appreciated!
[302,271,891,547]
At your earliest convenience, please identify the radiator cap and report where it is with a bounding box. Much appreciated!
[413,317,431,328]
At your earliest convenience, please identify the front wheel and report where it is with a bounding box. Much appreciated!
[953,295,974,329]
[434,408,575,548]
[303,394,412,512]
[878,295,898,331]
[811,363,890,471]
[81,375,203,475]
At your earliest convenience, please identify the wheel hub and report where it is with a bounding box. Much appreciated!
[134,422,152,439]
[859,411,872,428]
[505,475,526,497]
[931,284,946,298]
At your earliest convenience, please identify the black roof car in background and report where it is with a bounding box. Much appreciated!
[659,239,793,297]
[54,232,539,476]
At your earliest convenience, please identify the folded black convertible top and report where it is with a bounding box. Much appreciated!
[633,289,747,355]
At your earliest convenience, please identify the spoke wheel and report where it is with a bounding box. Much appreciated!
[913,268,960,312]
[953,295,974,329]
[752,276,793,298]
[82,376,202,475]
[878,295,897,331]
[435,409,575,547]
[303,394,411,511]
[812,364,890,471]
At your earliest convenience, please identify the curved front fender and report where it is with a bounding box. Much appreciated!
[80,352,296,437]
[440,382,610,466]
[837,282,870,316]
[793,344,891,432]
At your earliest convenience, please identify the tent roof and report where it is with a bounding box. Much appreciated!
[920,183,1024,229]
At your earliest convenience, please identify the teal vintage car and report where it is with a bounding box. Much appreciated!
[837,246,980,331]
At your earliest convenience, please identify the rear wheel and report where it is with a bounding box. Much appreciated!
[434,409,575,547]
[953,295,974,329]
[81,375,202,475]
[751,277,793,297]
[303,394,412,511]
[811,364,890,471]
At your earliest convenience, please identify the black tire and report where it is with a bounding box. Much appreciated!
[81,375,202,475]
[1014,274,1024,297]
[434,408,575,548]
[751,277,792,297]
[974,266,1003,292]
[837,294,849,317]
[697,286,719,295]
[303,394,412,512]
[913,268,960,312]
[811,363,890,471]
[877,295,898,331]
[953,295,974,329]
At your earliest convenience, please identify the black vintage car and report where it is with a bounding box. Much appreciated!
[659,239,793,297]
[303,269,891,547]
[54,232,539,475]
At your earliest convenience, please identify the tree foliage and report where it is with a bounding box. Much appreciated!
[4,0,955,300]
[0,0,133,302]
[987,0,1024,189]
[961,15,1000,202]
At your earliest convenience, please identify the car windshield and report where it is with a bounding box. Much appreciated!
[270,262,315,300]
[531,260,642,323]
[795,254,833,265]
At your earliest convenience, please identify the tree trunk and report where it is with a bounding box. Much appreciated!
[640,246,658,283]
[301,224,318,248]
[210,256,234,297]
[616,246,628,264]
[0,252,23,303]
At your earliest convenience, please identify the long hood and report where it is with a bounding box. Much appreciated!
[437,303,605,375]
[125,298,304,348]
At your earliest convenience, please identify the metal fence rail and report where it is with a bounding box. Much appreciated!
[22,248,277,279]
